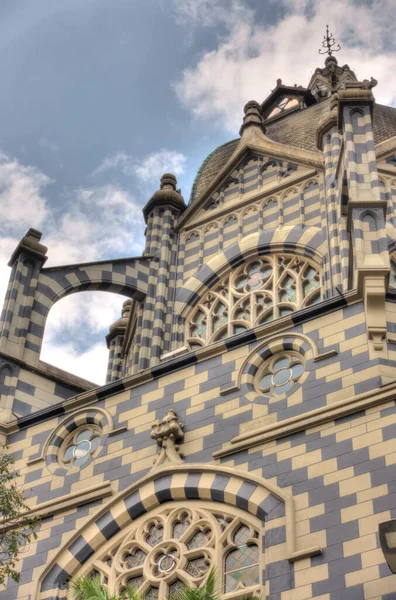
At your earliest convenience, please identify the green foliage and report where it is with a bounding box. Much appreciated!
[0,444,39,586]
[172,569,219,600]
[68,569,259,600]
[68,576,144,600]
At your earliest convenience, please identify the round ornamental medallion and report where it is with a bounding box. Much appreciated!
[157,554,176,574]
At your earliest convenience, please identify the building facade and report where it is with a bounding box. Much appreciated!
[2,52,396,600]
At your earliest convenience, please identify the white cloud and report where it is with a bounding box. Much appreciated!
[41,184,145,381]
[40,340,110,385]
[92,152,135,176]
[171,0,250,29]
[45,184,145,264]
[134,150,186,181]
[42,292,125,385]
[174,0,396,132]
[0,152,51,231]
[0,150,145,383]
[94,149,187,183]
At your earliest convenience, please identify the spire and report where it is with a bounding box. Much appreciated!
[308,27,357,98]
[318,25,341,58]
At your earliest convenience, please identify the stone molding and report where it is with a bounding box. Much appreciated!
[0,481,113,533]
[33,464,322,600]
[213,380,396,459]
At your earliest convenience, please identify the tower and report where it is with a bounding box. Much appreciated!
[3,37,396,600]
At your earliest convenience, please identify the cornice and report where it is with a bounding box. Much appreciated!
[213,380,396,459]
[1,289,360,436]
[375,135,396,161]
[0,481,113,533]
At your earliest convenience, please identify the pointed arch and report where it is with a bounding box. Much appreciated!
[35,464,321,599]
[175,227,325,317]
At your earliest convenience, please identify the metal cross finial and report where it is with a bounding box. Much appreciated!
[318,25,341,57]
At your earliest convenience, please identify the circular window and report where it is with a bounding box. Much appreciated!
[61,426,102,468]
[45,409,111,475]
[258,353,304,396]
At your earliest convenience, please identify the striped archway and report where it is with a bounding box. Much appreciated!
[36,464,321,599]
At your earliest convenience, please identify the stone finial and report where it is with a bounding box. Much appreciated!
[160,173,177,191]
[106,300,131,346]
[143,173,186,222]
[239,100,265,136]
[8,228,48,267]
[150,409,184,471]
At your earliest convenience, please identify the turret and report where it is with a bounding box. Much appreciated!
[129,174,186,371]
[106,300,131,383]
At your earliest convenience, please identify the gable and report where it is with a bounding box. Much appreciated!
[187,150,313,226]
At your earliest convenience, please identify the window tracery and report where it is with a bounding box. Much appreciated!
[82,505,261,600]
[187,255,321,348]
[61,426,102,468]
[257,353,304,397]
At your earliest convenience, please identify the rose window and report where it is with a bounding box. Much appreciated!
[82,505,261,599]
[61,426,102,468]
[258,353,304,396]
[187,254,321,349]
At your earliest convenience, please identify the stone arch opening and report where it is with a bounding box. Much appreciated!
[34,464,321,600]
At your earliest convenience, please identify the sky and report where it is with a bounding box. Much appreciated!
[1,0,396,384]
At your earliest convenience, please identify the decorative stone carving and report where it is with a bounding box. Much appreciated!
[150,410,184,471]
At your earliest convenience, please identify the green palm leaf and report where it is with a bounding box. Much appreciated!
[68,576,144,600]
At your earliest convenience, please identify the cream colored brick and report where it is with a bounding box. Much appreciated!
[294,564,328,587]
[292,449,322,469]
[323,331,344,347]
[357,484,388,503]
[359,510,391,536]
[338,333,367,353]
[365,574,396,598]
[345,565,379,586]
[341,500,372,523]
[344,533,377,557]
[324,466,354,485]
[385,451,396,466]
[326,385,355,405]
[282,584,313,600]
[296,504,325,522]
[339,473,371,495]
[362,547,388,568]
[367,413,396,431]
[369,438,395,459]
[308,458,337,478]
[336,423,367,442]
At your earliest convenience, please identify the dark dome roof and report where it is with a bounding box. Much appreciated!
[189,101,396,205]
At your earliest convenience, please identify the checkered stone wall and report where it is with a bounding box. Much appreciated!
[4,296,396,599]
[3,68,396,600]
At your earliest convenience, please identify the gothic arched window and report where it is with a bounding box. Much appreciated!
[77,504,262,600]
[186,254,321,348]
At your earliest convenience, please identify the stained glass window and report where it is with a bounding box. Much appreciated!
[224,528,259,593]
[61,425,102,469]
[259,353,304,396]
[147,524,164,547]
[76,506,261,600]
[187,254,321,349]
